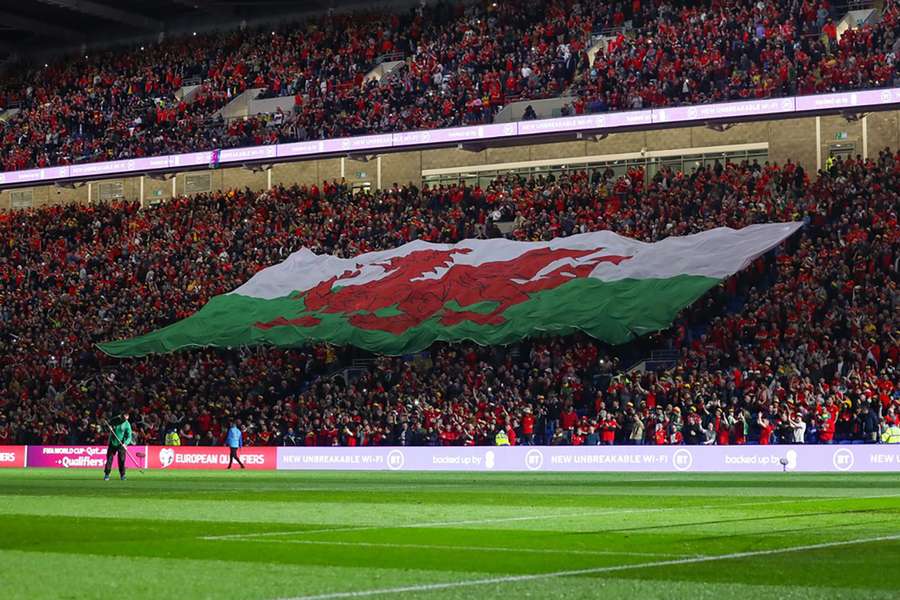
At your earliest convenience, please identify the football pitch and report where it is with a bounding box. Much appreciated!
[1,471,899,599]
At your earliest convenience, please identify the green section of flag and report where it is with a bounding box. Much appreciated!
[98,275,718,357]
[443,300,500,314]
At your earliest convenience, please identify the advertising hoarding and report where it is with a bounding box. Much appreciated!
[5,445,899,472]
[25,445,147,469]
[0,445,26,468]
[146,445,277,470]
[277,445,900,473]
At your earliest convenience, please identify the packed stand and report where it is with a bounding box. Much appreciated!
[4,0,900,172]
[571,0,900,113]
[0,0,592,172]
[1,146,897,447]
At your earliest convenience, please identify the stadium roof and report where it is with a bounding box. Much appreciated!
[0,0,390,64]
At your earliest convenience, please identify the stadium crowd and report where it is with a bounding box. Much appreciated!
[571,0,900,112]
[0,143,897,447]
[0,0,591,172]
[3,0,900,172]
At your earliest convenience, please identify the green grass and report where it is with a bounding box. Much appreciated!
[1,470,899,599]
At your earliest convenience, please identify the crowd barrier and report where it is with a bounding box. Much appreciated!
[2,444,899,472]
[2,87,899,188]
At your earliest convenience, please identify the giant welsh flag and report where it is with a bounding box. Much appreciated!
[99,223,802,357]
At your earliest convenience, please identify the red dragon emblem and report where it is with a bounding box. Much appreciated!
[255,246,631,335]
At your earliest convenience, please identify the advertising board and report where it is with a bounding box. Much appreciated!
[277,445,900,472]
[26,445,147,469]
[0,445,26,468]
[146,445,277,470]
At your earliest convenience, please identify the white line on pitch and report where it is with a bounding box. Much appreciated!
[200,492,900,542]
[201,512,607,541]
[259,538,698,558]
[276,533,900,600]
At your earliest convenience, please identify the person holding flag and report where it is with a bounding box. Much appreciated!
[103,412,133,481]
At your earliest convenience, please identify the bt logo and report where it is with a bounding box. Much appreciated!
[832,448,854,471]
[672,449,693,471]
[524,449,544,471]
[386,450,405,470]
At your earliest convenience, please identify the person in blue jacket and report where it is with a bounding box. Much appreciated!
[226,420,245,469]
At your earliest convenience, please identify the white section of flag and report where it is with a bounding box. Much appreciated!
[231,222,803,300]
